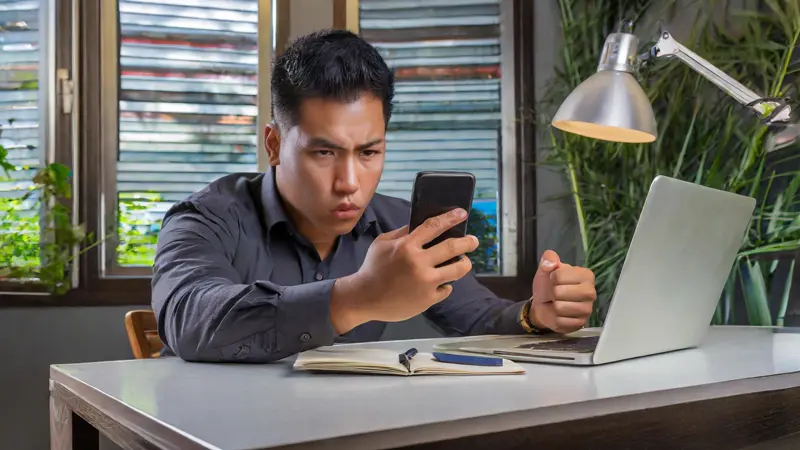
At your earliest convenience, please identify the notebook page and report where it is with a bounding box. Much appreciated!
[294,348,408,375]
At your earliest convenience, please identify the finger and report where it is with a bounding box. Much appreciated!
[377,225,409,241]
[434,255,473,285]
[553,316,586,333]
[553,283,597,302]
[553,300,594,319]
[433,283,454,303]
[426,235,479,265]
[408,208,468,247]
[550,266,594,286]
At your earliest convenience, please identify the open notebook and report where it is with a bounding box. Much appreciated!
[293,347,525,376]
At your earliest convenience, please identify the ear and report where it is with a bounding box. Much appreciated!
[265,123,281,166]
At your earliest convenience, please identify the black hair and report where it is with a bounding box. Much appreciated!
[270,29,395,130]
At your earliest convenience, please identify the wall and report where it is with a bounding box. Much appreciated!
[288,0,334,38]
[0,306,138,450]
[533,0,580,265]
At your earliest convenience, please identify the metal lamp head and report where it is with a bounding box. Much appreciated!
[552,31,658,143]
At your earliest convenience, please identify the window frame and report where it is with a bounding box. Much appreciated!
[0,0,536,306]
[97,0,275,278]
[473,0,537,300]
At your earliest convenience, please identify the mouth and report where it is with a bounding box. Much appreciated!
[332,203,361,219]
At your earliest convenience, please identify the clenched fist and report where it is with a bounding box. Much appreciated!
[529,250,596,333]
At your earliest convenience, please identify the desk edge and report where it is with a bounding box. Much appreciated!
[49,366,219,450]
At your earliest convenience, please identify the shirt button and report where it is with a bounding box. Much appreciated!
[315,272,323,281]
[300,333,312,342]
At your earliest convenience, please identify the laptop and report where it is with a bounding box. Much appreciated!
[434,175,756,366]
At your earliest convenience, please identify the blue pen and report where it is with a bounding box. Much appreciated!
[432,351,503,367]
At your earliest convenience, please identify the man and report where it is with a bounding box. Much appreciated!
[151,29,596,363]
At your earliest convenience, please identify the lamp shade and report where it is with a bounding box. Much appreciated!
[552,70,657,143]
[551,30,658,143]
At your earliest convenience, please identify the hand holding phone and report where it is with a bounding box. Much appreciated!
[329,174,479,333]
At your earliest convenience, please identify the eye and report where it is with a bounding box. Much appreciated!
[313,150,335,157]
[361,149,381,157]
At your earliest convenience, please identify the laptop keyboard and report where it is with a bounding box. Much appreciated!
[515,336,600,353]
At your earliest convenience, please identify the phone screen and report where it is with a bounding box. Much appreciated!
[408,171,476,264]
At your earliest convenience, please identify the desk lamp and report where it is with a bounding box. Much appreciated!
[551,21,798,150]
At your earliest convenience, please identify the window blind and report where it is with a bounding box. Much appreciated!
[359,0,502,202]
[116,0,259,264]
[0,0,42,248]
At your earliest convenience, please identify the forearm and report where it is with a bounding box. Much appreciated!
[155,277,339,363]
[424,274,529,336]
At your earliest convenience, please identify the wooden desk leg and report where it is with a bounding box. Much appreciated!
[50,386,99,450]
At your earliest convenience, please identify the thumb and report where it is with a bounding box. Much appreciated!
[532,250,560,303]
[378,225,409,241]
[537,250,561,274]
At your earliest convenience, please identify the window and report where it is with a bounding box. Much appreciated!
[0,0,44,274]
[358,0,518,276]
[3,0,533,303]
[99,0,269,274]
[0,0,74,285]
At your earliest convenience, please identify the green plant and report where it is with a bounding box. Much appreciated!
[468,208,499,274]
[539,0,800,326]
[117,193,161,266]
[0,124,98,294]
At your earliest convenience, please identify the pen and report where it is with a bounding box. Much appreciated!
[432,351,503,366]
[398,347,418,372]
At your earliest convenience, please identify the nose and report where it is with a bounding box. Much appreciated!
[333,157,359,195]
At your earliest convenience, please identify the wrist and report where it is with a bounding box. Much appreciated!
[330,273,370,334]
[521,297,550,334]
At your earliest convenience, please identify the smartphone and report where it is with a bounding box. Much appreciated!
[408,171,476,266]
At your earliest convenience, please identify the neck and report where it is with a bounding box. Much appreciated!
[295,220,337,260]
[310,238,337,261]
[279,196,338,260]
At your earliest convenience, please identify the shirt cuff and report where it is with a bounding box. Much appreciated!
[274,279,338,353]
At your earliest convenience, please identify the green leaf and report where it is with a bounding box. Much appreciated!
[776,259,796,327]
[741,260,773,326]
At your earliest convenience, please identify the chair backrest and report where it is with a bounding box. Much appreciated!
[125,310,164,359]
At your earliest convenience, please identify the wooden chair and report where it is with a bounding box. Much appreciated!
[125,310,164,359]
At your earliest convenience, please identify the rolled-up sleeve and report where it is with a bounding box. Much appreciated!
[151,205,337,363]
[423,272,528,336]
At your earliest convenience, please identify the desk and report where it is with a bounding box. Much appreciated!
[50,326,800,450]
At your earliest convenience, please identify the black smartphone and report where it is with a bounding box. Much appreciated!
[408,171,476,266]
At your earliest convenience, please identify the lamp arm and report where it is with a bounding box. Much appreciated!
[651,31,792,124]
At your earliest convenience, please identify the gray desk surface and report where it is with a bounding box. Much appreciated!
[50,326,800,450]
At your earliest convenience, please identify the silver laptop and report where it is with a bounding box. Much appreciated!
[434,175,756,366]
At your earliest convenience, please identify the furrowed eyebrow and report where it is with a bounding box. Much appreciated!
[306,137,384,151]
[306,137,346,151]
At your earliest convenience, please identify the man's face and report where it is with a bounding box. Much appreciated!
[265,94,386,241]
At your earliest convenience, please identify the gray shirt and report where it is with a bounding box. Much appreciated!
[151,169,529,363]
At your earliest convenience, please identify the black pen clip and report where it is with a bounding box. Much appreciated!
[398,347,418,372]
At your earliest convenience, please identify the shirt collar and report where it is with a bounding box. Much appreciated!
[260,167,378,237]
